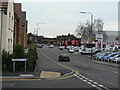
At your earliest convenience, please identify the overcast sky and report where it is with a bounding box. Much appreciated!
[14,0,118,38]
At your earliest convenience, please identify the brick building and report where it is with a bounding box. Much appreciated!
[21,11,28,48]
[57,33,81,46]
[14,3,22,46]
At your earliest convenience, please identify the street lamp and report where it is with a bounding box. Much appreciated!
[80,11,93,59]
[34,22,46,44]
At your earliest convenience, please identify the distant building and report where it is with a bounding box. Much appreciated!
[104,31,119,47]
[27,33,35,43]
[0,1,14,53]
[41,37,57,44]
[57,33,81,46]
[27,33,57,44]
[27,33,81,45]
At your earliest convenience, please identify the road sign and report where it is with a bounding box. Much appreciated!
[12,59,28,72]
[12,59,28,62]
[92,38,95,41]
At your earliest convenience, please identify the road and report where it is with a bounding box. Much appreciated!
[2,45,119,90]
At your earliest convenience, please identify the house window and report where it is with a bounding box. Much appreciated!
[9,12,11,30]
[12,16,13,20]
[30,37,32,40]
[8,39,10,50]
[11,39,12,43]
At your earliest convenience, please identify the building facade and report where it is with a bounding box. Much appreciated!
[0,1,14,53]
[14,3,22,46]
[57,33,81,46]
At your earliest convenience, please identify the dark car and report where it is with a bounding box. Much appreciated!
[58,54,70,62]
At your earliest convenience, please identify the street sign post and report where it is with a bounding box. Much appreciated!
[12,59,28,72]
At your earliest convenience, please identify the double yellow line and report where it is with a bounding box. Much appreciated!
[1,78,42,81]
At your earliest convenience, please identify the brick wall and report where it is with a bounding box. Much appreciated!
[14,3,22,45]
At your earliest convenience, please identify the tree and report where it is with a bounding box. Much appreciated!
[13,44,25,58]
[75,18,108,43]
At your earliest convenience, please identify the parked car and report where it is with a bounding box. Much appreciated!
[37,44,42,48]
[112,57,120,63]
[103,53,119,61]
[59,46,64,50]
[66,45,73,50]
[95,52,104,60]
[93,52,101,59]
[98,52,112,60]
[81,48,92,55]
[74,46,79,52]
[108,54,120,62]
[92,49,101,55]
[58,54,70,62]
[68,49,74,53]
[79,48,85,53]
[49,45,54,48]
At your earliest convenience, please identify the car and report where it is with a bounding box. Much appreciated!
[39,45,42,48]
[59,46,64,50]
[41,44,44,46]
[103,53,119,61]
[58,54,70,62]
[74,46,79,52]
[81,48,92,55]
[66,45,73,50]
[79,48,86,53]
[98,52,112,60]
[95,52,103,60]
[112,57,120,63]
[37,44,42,48]
[92,49,101,55]
[49,45,54,48]
[108,54,120,62]
[68,49,74,53]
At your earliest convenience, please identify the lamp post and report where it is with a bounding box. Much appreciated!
[80,11,93,59]
[34,22,46,44]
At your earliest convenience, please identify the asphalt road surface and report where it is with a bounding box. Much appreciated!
[2,45,120,90]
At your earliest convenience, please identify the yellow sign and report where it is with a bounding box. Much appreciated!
[92,38,95,41]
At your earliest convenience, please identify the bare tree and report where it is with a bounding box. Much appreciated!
[93,18,104,34]
[75,18,108,43]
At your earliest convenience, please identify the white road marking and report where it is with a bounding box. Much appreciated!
[19,74,34,77]
[62,70,74,77]
[0,76,20,79]
[88,80,93,82]
[93,82,98,85]
[74,74,110,90]
[112,71,120,74]
[98,84,104,87]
